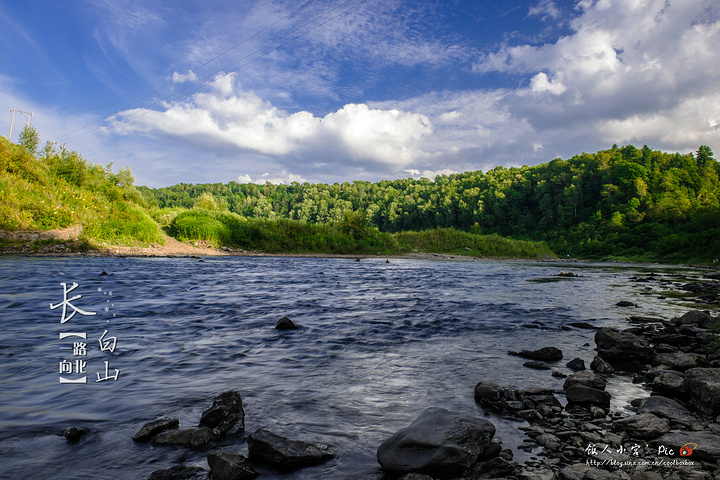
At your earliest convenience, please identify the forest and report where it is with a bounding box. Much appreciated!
[140,145,720,262]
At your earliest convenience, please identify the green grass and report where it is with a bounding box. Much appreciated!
[0,135,163,247]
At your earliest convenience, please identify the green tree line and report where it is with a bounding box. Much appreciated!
[141,144,720,261]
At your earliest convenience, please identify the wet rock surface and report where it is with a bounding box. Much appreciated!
[207,450,258,480]
[247,428,334,469]
[133,417,180,443]
[377,407,499,478]
[199,390,245,438]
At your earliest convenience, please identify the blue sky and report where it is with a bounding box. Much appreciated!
[1,0,719,187]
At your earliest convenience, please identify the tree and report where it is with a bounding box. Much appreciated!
[18,125,40,155]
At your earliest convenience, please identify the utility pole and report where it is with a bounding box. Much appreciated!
[8,109,32,140]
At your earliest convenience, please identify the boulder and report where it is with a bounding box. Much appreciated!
[632,396,697,428]
[133,417,179,443]
[653,352,708,372]
[207,450,258,480]
[684,368,720,416]
[590,355,615,374]
[146,465,209,480]
[376,407,498,478]
[566,358,586,371]
[275,316,298,330]
[199,391,244,437]
[650,372,686,398]
[616,301,636,307]
[398,475,434,480]
[152,428,214,448]
[594,328,653,362]
[509,346,563,361]
[564,371,607,391]
[247,428,334,469]
[565,386,611,408]
[612,413,670,439]
[676,310,718,328]
[655,431,720,460]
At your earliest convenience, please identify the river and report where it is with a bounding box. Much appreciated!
[0,256,705,479]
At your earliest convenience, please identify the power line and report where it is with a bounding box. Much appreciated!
[60,0,370,145]
[55,0,318,143]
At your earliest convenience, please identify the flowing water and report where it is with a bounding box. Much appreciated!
[0,256,706,479]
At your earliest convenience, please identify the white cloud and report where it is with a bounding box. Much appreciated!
[239,170,307,185]
[403,168,459,180]
[112,74,433,173]
[528,1,562,21]
[530,72,566,95]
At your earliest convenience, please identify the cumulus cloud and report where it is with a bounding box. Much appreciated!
[238,170,307,185]
[113,74,433,174]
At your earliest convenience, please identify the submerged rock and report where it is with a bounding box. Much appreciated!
[207,450,258,480]
[274,316,298,330]
[146,465,208,480]
[508,346,563,361]
[62,426,87,442]
[524,360,551,370]
[199,391,244,437]
[133,417,179,443]
[247,428,334,469]
[566,358,586,371]
[377,407,498,479]
[152,428,214,448]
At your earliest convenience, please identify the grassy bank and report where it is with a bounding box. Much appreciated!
[163,208,555,259]
[0,134,163,248]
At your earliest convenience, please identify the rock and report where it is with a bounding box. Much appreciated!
[536,433,562,451]
[655,431,720,460]
[133,417,180,443]
[566,358,586,371]
[558,272,577,277]
[650,372,686,398]
[62,426,87,442]
[207,450,258,480]
[398,474,434,480]
[653,352,708,371]
[553,370,568,378]
[569,322,598,330]
[565,386,611,408]
[467,456,517,478]
[616,301,636,307]
[274,316,298,330]
[684,368,720,416]
[152,428,214,448]
[632,396,698,428]
[590,355,615,374]
[376,407,497,478]
[247,428,334,469]
[676,310,718,328]
[509,346,563,361]
[146,465,209,480]
[630,472,663,480]
[564,371,607,391]
[703,271,720,279]
[524,360,552,370]
[199,391,244,437]
[612,413,670,439]
[594,328,653,362]
[628,315,664,323]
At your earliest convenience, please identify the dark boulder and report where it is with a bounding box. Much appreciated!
[684,368,720,416]
[564,386,611,408]
[616,301,636,307]
[594,328,653,362]
[656,431,720,461]
[563,371,606,391]
[376,407,498,479]
[652,352,708,372]
[590,355,615,374]
[146,465,208,480]
[676,310,718,328]
[152,428,214,448]
[133,417,179,443]
[508,346,563,361]
[275,316,298,330]
[199,391,244,437]
[566,358,586,371]
[650,371,686,398]
[247,428,334,469]
[207,450,258,480]
[632,395,697,428]
[612,413,670,439]
[62,426,87,442]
